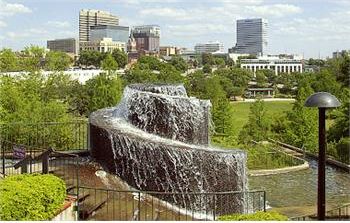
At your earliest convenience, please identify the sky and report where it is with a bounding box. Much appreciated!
[0,0,349,58]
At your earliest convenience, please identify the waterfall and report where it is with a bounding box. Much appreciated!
[90,84,248,215]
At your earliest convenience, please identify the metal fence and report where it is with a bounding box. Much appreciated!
[0,140,80,197]
[290,203,350,221]
[77,186,266,221]
[0,121,89,151]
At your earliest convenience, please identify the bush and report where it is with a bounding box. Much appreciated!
[335,137,350,164]
[218,211,288,221]
[0,174,66,220]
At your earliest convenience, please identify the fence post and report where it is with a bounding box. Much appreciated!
[42,152,49,174]
[1,141,5,176]
[138,192,141,221]
[263,191,266,212]
[213,194,216,220]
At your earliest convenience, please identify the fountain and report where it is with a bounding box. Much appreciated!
[89,84,248,215]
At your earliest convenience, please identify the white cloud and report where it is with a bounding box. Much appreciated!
[0,0,32,17]
[47,21,71,28]
[245,4,302,17]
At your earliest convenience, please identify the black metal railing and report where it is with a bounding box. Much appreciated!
[0,120,88,151]
[290,203,350,221]
[248,150,305,170]
[77,186,266,221]
[0,141,80,197]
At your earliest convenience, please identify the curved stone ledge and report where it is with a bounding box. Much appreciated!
[249,160,309,176]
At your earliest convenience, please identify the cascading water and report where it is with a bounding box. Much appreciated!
[89,84,248,216]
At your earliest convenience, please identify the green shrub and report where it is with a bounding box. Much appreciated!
[218,211,288,221]
[0,174,66,220]
[335,137,350,164]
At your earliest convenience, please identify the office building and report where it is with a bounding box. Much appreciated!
[90,25,129,43]
[79,9,119,42]
[131,25,160,52]
[233,18,268,56]
[240,55,303,76]
[159,46,179,57]
[194,41,224,54]
[90,25,129,50]
[79,37,126,53]
[47,38,78,56]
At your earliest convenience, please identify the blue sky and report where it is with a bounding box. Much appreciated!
[0,0,349,58]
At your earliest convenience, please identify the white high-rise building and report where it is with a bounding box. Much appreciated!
[233,18,268,56]
[194,41,224,54]
[79,9,119,42]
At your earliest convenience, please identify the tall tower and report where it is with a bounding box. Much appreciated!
[233,18,268,56]
[79,9,119,42]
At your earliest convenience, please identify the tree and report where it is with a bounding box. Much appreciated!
[20,45,45,71]
[328,94,349,143]
[283,85,318,152]
[202,53,215,65]
[111,49,127,69]
[214,57,226,67]
[41,72,76,103]
[276,72,297,94]
[101,53,118,74]
[169,56,188,73]
[0,73,77,147]
[123,64,158,84]
[45,51,72,71]
[311,69,342,97]
[85,73,124,114]
[158,63,184,83]
[138,56,162,70]
[0,48,19,72]
[255,71,268,88]
[238,98,270,144]
[77,50,105,68]
[203,64,212,73]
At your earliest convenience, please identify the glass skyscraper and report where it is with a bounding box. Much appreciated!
[90,25,129,45]
[233,18,268,56]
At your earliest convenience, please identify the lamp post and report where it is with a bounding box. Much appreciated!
[304,92,341,220]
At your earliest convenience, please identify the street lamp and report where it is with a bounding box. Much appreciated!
[304,92,341,220]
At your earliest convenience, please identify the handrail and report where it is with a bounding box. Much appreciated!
[0,120,87,126]
[290,203,350,220]
[78,185,265,195]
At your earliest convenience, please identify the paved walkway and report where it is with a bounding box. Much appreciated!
[234,98,295,103]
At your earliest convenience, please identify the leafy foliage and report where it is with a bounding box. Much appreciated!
[238,98,270,144]
[101,53,118,73]
[0,174,66,220]
[218,211,288,221]
[45,51,72,71]
[111,49,127,69]
[202,64,212,73]
[85,73,124,114]
[169,56,188,73]
[77,50,106,68]
[0,48,19,72]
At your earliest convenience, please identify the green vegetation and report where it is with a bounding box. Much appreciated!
[0,45,348,164]
[246,144,304,170]
[238,99,270,144]
[218,211,288,221]
[0,174,66,220]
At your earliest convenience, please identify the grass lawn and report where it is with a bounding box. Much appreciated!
[229,101,294,137]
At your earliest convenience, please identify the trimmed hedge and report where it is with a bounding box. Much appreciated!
[218,211,288,221]
[0,174,66,220]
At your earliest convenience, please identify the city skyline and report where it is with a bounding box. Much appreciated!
[0,0,349,58]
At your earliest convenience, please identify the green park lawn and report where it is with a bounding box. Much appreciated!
[229,101,294,137]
